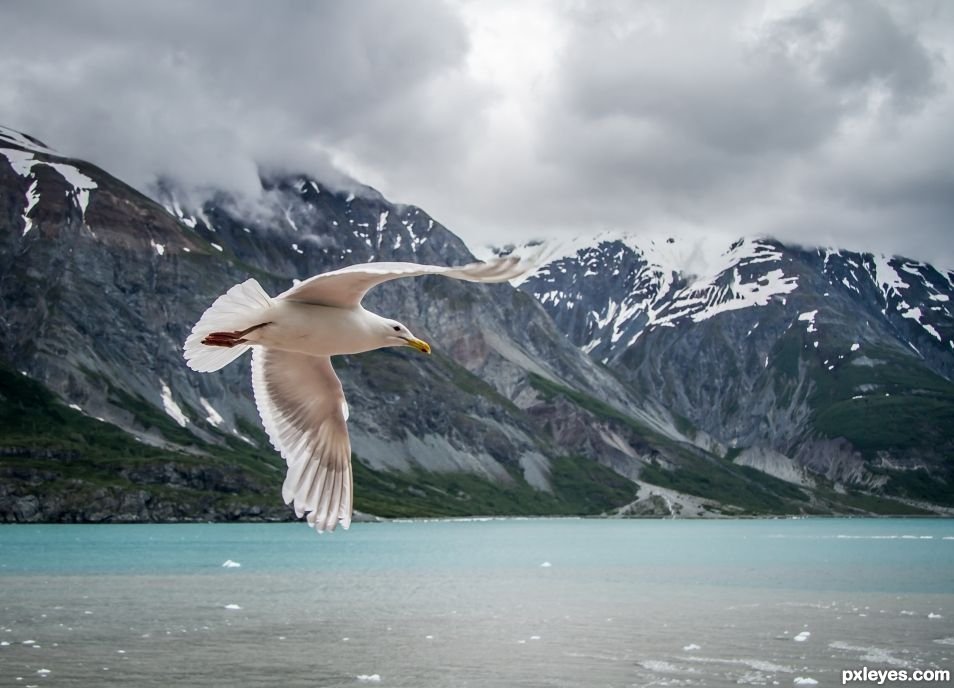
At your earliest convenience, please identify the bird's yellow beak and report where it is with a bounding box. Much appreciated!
[405,337,431,354]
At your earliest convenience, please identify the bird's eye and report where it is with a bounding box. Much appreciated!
[392,325,401,331]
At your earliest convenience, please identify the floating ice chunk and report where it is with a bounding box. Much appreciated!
[222,560,241,568]
[529,635,541,640]
[540,561,552,568]
[928,612,942,619]
[683,643,701,651]
[639,660,681,673]
[345,192,355,203]
[793,631,810,642]
[851,343,860,351]
[425,635,433,640]
[68,403,82,411]
[0,641,9,646]
[36,669,50,675]
[793,678,818,686]
[23,640,35,644]
[210,242,223,252]
[224,604,242,610]
[356,676,381,683]
[151,240,165,256]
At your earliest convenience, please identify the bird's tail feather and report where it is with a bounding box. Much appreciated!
[183,278,273,373]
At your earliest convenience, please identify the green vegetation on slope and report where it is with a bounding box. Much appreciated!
[528,373,817,514]
[352,453,635,519]
[1,363,636,522]
[0,364,287,520]
[772,330,954,508]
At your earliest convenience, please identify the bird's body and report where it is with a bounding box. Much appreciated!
[183,254,536,533]
[249,302,392,357]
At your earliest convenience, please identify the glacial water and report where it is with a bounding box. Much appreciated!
[0,518,952,687]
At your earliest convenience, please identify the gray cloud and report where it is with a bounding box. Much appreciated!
[0,0,952,267]
[0,0,480,196]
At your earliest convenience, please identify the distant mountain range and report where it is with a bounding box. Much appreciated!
[517,233,954,511]
[1,124,951,522]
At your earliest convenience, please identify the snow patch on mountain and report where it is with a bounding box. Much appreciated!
[159,381,188,428]
[1,130,98,227]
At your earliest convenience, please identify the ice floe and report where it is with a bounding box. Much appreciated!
[830,641,911,668]
[793,631,810,642]
[639,660,682,673]
[540,561,552,568]
[683,643,701,651]
[224,604,242,610]
[356,675,381,683]
[221,560,241,568]
[793,678,817,685]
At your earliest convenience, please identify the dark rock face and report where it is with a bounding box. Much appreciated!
[520,234,954,503]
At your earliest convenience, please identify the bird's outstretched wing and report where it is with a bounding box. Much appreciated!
[276,253,538,308]
[251,348,352,532]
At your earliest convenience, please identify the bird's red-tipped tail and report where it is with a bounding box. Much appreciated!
[183,278,273,373]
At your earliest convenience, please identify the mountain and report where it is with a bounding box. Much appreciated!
[3,124,946,523]
[518,233,954,511]
[0,124,737,523]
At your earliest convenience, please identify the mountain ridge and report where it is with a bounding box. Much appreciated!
[517,232,954,507]
[1,124,948,521]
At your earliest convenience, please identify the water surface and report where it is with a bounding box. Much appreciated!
[1,518,952,686]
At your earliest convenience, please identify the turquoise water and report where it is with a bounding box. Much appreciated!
[1,518,952,686]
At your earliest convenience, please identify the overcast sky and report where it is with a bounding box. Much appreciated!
[1,0,952,266]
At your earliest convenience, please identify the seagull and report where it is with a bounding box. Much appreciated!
[183,254,536,533]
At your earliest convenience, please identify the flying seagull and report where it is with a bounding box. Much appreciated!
[183,255,535,533]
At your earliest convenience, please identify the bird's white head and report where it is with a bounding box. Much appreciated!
[381,319,431,354]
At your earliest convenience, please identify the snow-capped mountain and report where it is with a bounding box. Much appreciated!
[3,122,950,521]
[519,233,954,506]
[522,233,952,365]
